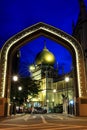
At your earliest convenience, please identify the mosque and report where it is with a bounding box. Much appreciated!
[29,44,74,114]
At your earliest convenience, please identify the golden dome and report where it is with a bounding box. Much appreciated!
[35,46,55,65]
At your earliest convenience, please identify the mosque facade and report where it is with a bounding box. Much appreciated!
[29,44,74,114]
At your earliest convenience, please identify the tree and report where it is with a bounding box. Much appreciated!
[10,76,41,105]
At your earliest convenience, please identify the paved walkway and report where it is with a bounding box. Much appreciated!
[0,113,87,120]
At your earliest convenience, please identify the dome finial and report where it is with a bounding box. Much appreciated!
[44,39,47,49]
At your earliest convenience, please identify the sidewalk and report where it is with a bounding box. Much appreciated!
[0,113,25,121]
[62,113,87,120]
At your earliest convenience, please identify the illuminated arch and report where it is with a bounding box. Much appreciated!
[0,22,87,99]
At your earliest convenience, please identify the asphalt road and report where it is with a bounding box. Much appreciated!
[0,114,87,130]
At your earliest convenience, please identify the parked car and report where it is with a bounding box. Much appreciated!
[33,107,47,114]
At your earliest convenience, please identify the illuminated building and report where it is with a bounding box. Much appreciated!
[29,44,56,109]
[29,44,74,113]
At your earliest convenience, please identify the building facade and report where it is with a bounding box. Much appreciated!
[29,44,74,114]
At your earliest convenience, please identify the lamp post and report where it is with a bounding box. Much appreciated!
[12,75,19,102]
[47,99,49,113]
[65,76,69,114]
[11,75,19,115]
[53,89,56,112]
[65,77,69,97]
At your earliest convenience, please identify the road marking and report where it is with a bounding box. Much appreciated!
[24,114,31,121]
[47,114,63,120]
[32,115,36,119]
[41,115,48,124]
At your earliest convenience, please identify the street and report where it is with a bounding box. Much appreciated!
[0,114,87,130]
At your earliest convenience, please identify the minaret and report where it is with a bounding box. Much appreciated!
[72,0,87,82]
[72,0,87,49]
[78,0,87,19]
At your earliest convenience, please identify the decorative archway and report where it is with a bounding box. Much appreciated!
[0,22,87,116]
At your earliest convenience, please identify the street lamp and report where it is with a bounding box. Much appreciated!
[53,89,56,112]
[18,86,22,91]
[11,75,18,115]
[53,89,56,103]
[65,76,70,114]
[53,89,56,93]
[65,76,69,97]
[65,76,69,82]
[12,75,18,100]
[47,99,49,113]
[13,75,18,81]
[13,96,16,100]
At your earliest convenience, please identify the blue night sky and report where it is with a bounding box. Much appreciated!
[0,0,87,76]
